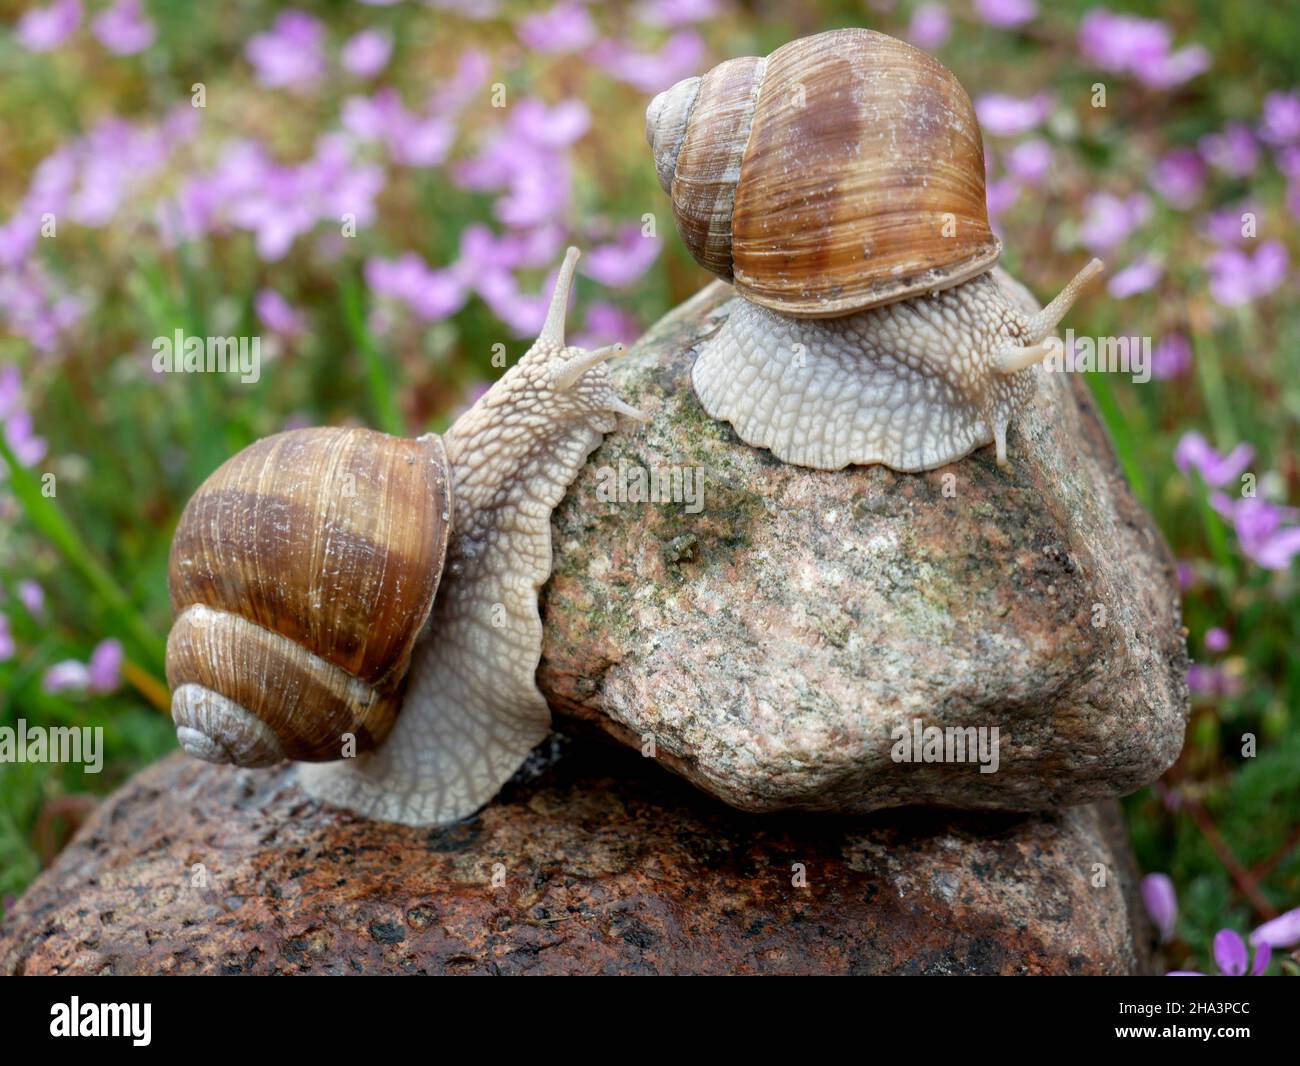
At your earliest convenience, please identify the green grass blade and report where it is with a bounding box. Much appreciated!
[340,272,404,436]
[0,437,167,674]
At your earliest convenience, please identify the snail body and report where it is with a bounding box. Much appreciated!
[648,28,1103,471]
[166,248,647,825]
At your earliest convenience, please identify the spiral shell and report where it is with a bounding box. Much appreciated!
[647,28,1000,317]
[165,426,452,766]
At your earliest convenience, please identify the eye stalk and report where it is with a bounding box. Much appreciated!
[993,259,1105,375]
[552,343,627,392]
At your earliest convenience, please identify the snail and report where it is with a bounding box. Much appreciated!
[166,248,648,825]
[646,27,1104,471]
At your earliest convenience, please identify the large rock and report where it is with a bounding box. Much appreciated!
[0,745,1151,975]
[540,278,1189,814]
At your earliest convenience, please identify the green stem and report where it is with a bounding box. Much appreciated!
[1087,372,1150,507]
[0,437,167,674]
[340,273,404,436]
[1192,329,1238,448]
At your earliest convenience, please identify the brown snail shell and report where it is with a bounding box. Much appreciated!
[647,27,1000,317]
[165,426,452,766]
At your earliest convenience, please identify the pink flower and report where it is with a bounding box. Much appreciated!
[1259,90,1300,146]
[341,29,392,78]
[975,93,1053,137]
[342,56,487,168]
[4,412,48,466]
[1277,145,1300,181]
[1150,333,1192,380]
[255,289,305,336]
[1169,927,1270,976]
[42,638,123,694]
[507,97,591,148]
[0,614,13,662]
[1251,907,1300,950]
[1148,148,1205,210]
[17,579,45,619]
[458,221,566,274]
[1079,8,1169,71]
[172,135,384,260]
[1141,874,1177,942]
[16,0,81,53]
[475,270,552,337]
[1107,256,1162,298]
[43,660,88,692]
[0,263,84,353]
[0,366,21,422]
[518,2,596,53]
[1205,241,1287,306]
[1199,122,1260,178]
[1078,192,1150,254]
[1186,662,1240,700]
[0,365,48,467]
[1204,627,1229,653]
[1078,9,1208,89]
[985,178,1020,224]
[582,225,662,288]
[1213,496,1300,571]
[635,0,725,26]
[88,638,123,691]
[453,98,589,229]
[364,253,470,322]
[1005,138,1052,185]
[245,11,326,91]
[1174,431,1253,488]
[572,301,641,350]
[906,3,951,50]
[430,49,491,113]
[343,90,454,167]
[1199,204,1257,246]
[587,30,706,93]
[0,213,40,270]
[974,0,1036,28]
[1141,45,1210,90]
[91,0,154,55]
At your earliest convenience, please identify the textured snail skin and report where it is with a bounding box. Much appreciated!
[298,248,648,825]
[693,264,1102,471]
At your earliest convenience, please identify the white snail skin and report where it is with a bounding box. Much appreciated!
[298,248,648,825]
[694,264,1104,471]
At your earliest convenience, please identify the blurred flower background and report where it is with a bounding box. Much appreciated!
[0,0,1297,974]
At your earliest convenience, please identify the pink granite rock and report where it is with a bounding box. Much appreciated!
[539,277,1189,814]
